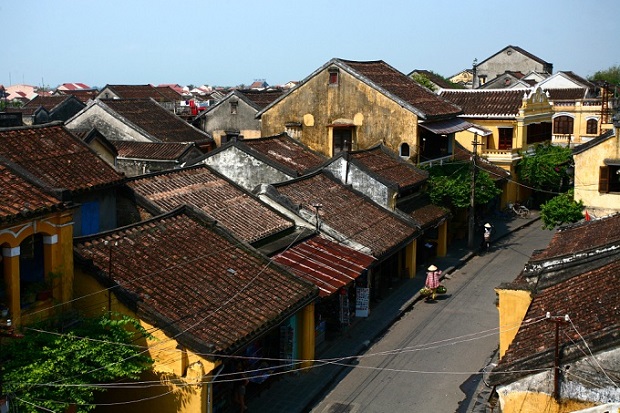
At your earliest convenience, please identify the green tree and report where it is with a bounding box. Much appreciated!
[2,314,153,413]
[540,190,584,230]
[410,73,437,92]
[588,65,620,87]
[517,143,573,200]
[426,162,502,209]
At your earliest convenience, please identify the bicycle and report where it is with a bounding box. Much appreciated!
[505,203,530,219]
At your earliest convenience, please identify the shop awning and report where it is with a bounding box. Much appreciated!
[419,118,474,135]
[272,235,375,297]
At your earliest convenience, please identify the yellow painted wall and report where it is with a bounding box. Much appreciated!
[74,268,217,413]
[495,288,532,359]
[261,67,419,157]
[573,130,620,216]
[499,390,596,413]
[0,210,75,326]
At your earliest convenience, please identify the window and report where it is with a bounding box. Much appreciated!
[332,128,352,155]
[553,116,573,135]
[586,119,598,134]
[328,67,340,85]
[399,143,410,158]
[230,100,238,115]
[498,128,513,150]
[599,164,620,193]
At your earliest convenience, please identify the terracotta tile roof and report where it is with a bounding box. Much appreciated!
[340,59,462,119]
[272,171,419,258]
[73,206,318,355]
[102,99,213,145]
[126,165,295,243]
[439,89,527,117]
[155,86,184,101]
[238,89,284,109]
[407,69,456,89]
[543,88,587,100]
[272,235,375,297]
[0,123,124,193]
[0,163,65,222]
[103,84,173,101]
[240,133,327,175]
[23,95,68,111]
[60,89,99,103]
[453,142,511,181]
[348,145,428,190]
[492,259,620,384]
[408,203,450,230]
[530,214,620,261]
[114,141,196,160]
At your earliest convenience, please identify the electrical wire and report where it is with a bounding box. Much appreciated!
[566,316,619,387]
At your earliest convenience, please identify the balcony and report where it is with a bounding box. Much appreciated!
[481,148,522,163]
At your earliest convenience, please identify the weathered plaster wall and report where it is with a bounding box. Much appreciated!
[66,103,152,142]
[574,134,620,216]
[202,146,292,192]
[203,98,261,146]
[496,288,532,358]
[261,68,419,157]
[324,157,391,208]
[73,269,215,413]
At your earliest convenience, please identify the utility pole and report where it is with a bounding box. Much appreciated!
[546,313,569,400]
[468,133,483,249]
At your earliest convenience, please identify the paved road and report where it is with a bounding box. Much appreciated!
[309,221,555,413]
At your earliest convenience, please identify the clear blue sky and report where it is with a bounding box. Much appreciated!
[2,0,619,89]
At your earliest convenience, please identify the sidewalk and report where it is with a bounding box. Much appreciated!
[246,211,540,413]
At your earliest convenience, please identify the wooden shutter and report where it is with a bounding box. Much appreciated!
[599,166,610,193]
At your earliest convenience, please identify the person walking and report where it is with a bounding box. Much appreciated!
[483,223,493,251]
[425,265,441,301]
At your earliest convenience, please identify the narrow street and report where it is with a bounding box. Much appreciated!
[309,221,555,413]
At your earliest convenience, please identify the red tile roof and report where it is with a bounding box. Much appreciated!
[101,99,213,146]
[273,235,375,297]
[454,142,511,181]
[531,214,620,261]
[73,206,318,355]
[155,86,184,101]
[543,88,587,100]
[439,89,527,117]
[493,259,620,384]
[114,141,196,160]
[240,133,327,175]
[23,95,68,111]
[103,84,174,101]
[0,123,124,193]
[348,145,428,190]
[238,89,284,109]
[126,165,295,243]
[340,59,462,119]
[0,163,65,222]
[272,171,419,258]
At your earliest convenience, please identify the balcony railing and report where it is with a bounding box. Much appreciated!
[418,154,453,167]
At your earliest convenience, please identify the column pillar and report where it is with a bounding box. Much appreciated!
[404,239,417,279]
[298,303,315,369]
[2,246,20,326]
[436,222,448,257]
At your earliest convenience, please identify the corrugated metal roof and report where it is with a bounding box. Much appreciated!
[273,235,375,297]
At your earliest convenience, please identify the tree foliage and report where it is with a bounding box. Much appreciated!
[426,162,502,209]
[2,314,153,413]
[410,73,437,92]
[588,65,620,87]
[517,143,573,194]
[540,190,584,230]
